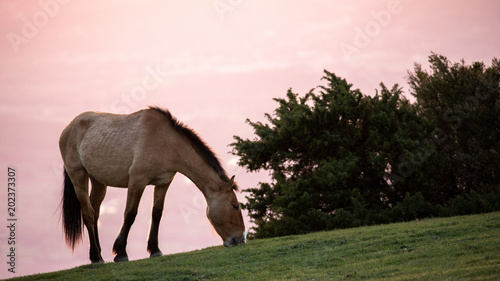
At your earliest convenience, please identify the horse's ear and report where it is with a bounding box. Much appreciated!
[227,175,235,191]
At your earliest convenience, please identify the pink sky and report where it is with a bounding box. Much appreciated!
[1,0,499,277]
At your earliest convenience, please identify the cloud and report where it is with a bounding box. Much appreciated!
[100,203,119,216]
[215,59,290,74]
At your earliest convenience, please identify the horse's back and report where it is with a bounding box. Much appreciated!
[60,110,149,187]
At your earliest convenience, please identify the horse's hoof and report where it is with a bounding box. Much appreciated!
[114,255,129,262]
[150,251,163,258]
[91,258,104,264]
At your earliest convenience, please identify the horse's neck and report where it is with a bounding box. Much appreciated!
[176,148,225,200]
[185,168,224,200]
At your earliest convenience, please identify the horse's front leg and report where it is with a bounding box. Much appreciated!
[113,183,146,262]
[147,182,172,257]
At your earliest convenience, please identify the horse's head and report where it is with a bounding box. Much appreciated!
[206,176,246,247]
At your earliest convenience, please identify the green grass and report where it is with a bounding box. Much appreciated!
[12,212,500,280]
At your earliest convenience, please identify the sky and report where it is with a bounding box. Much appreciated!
[0,0,499,277]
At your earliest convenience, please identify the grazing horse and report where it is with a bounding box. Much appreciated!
[59,106,246,263]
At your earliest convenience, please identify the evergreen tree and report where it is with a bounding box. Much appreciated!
[232,55,500,239]
[231,71,435,238]
[408,54,500,197]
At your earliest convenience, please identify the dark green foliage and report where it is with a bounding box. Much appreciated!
[232,71,434,238]
[232,54,500,239]
[450,186,500,215]
[391,192,437,222]
[408,53,500,196]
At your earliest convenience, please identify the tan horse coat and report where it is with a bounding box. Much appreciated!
[60,106,245,263]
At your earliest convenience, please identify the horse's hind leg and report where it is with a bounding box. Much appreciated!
[69,169,104,263]
[90,178,107,258]
[147,180,173,258]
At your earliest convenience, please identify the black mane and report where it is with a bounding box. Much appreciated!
[148,106,236,189]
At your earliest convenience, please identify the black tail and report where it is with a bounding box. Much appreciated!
[62,169,83,250]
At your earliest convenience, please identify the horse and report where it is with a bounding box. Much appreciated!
[59,106,246,263]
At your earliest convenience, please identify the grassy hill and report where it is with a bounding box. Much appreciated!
[12,212,500,280]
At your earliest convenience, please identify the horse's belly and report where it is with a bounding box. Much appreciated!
[81,152,132,187]
[79,130,135,188]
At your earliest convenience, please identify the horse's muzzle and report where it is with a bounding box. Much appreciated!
[224,231,247,247]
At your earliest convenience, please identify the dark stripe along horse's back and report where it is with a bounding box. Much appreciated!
[60,106,245,263]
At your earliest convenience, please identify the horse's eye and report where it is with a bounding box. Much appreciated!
[232,204,239,210]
